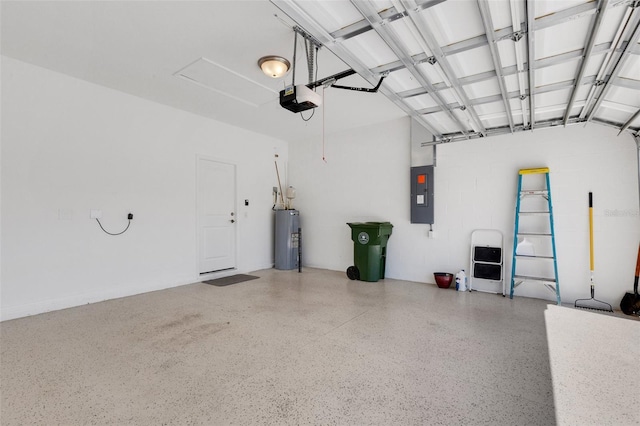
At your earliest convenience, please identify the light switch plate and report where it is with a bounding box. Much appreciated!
[90,209,102,219]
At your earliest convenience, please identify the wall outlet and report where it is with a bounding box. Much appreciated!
[90,209,102,219]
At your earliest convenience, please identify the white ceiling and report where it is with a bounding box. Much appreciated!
[0,0,405,143]
[2,0,639,144]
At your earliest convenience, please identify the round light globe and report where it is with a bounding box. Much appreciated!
[258,56,290,78]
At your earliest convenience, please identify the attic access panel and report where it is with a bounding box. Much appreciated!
[175,57,278,107]
[272,0,640,142]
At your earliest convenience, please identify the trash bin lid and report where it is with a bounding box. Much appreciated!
[347,222,393,228]
[347,222,393,236]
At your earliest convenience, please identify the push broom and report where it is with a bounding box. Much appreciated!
[575,192,613,312]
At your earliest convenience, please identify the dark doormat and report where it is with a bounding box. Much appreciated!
[203,274,259,287]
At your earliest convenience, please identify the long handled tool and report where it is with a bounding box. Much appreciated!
[620,138,640,315]
[620,244,640,315]
[274,160,285,207]
[575,192,613,312]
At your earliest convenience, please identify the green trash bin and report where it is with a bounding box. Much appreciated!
[346,222,393,282]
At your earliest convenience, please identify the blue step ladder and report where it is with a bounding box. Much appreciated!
[510,168,560,305]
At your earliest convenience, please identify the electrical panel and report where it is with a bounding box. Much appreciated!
[410,166,434,224]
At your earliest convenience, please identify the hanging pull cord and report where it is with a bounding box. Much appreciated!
[95,217,132,236]
[322,86,327,163]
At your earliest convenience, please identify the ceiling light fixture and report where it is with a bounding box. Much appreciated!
[258,56,290,78]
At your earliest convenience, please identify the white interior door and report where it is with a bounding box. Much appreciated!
[197,158,236,274]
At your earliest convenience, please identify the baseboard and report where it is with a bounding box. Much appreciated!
[249,263,275,272]
[0,276,197,322]
[1,263,279,322]
[302,261,341,272]
[197,263,274,281]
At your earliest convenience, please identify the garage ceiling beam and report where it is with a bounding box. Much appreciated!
[625,42,640,54]
[394,42,622,99]
[510,0,528,127]
[350,0,471,137]
[563,0,610,126]
[371,52,431,75]
[585,14,640,123]
[535,76,596,94]
[593,117,637,132]
[375,38,614,80]
[330,6,405,41]
[536,42,611,68]
[580,5,638,121]
[526,0,535,129]
[332,1,615,51]
[417,75,598,115]
[398,0,487,135]
[612,76,640,90]
[478,0,515,132]
[437,116,588,144]
[534,1,598,31]
[330,0,446,41]
[440,25,525,56]
[618,108,640,135]
[271,0,445,140]
[430,114,640,145]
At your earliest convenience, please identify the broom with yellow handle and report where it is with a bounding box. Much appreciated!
[575,192,613,312]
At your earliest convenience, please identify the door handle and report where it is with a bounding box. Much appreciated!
[230,219,235,223]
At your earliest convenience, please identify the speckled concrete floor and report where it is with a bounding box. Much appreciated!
[544,305,640,426]
[0,267,611,425]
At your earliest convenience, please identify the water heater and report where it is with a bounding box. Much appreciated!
[275,210,300,270]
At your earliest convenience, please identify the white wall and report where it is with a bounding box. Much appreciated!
[289,116,640,307]
[3,55,637,319]
[1,57,288,321]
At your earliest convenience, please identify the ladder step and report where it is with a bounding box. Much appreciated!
[518,211,549,215]
[519,168,550,175]
[514,274,557,283]
[517,232,552,236]
[520,190,548,196]
[515,255,555,259]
